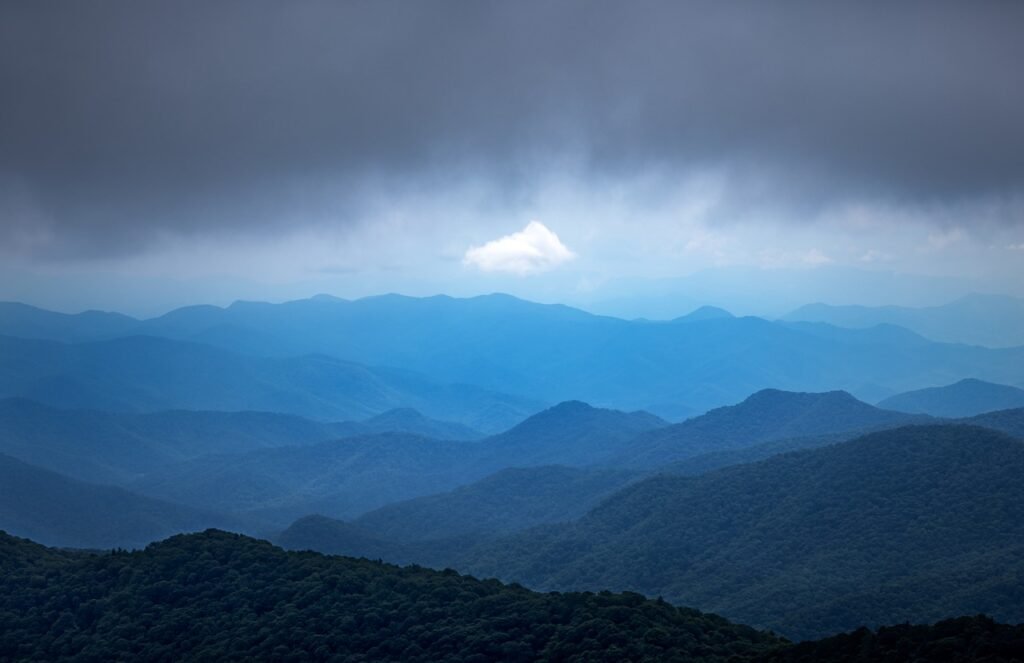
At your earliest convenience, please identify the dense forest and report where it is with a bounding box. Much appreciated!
[456,425,1024,640]
[4,530,1024,662]
[0,529,782,662]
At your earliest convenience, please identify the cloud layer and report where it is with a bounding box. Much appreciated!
[464,221,576,275]
[2,1,1024,260]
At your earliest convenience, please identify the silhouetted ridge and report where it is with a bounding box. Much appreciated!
[615,388,916,467]
[879,378,1024,418]
[674,305,734,322]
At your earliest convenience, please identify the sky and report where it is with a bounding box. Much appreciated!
[1,1,1023,318]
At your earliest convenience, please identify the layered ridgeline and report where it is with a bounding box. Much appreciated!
[277,409,1024,570]
[783,293,1024,348]
[128,402,665,525]
[612,388,924,468]
[0,399,480,485]
[0,529,783,662]
[454,425,1024,640]
[4,294,1024,414]
[3,530,1022,662]
[0,334,540,433]
[135,389,1003,529]
[277,465,642,564]
[879,378,1024,418]
[0,453,246,549]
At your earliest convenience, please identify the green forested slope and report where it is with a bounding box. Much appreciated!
[461,425,1024,640]
[0,529,782,662]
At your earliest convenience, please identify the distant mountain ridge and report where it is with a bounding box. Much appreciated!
[614,388,919,468]
[879,378,1024,418]
[0,334,540,433]
[784,293,1024,347]
[0,399,482,485]
[3,294,1024,414]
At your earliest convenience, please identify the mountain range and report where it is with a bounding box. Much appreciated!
[4,294,1024,414]
[783,293,1024,348]
[0,333,539,432]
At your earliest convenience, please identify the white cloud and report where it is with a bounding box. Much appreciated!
[802,248,833,266]
[463,221,576,275]
[1008,243,1024,251]
[859,249,893,263]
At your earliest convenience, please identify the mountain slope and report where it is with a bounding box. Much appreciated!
[480,401,667,467]
[878,378,1024,417]
[614,389,918,468]
[129,433,475,524]
[0,334,540,433]
[131,402,666,524]
[965,407,1024,439]
[346,407,484,440]
[0,453,244,549]
[353,465,640,543]
[461,425,1024,640]
[783,293,1024,347]
[0,529,783,662]
[276,465,642,560]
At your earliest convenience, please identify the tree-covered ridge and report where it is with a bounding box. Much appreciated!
[459,425,1024,640]
[0,529,782,662]
[762,616,1024,663]
[4,530,1024,662]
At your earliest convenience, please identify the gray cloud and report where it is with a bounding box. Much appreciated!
[2,0,1023,257]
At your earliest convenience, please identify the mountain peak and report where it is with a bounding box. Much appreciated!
[879,378,1024,418]
[674,305,735,322]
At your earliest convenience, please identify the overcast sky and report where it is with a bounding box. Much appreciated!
[2,1,1022,316]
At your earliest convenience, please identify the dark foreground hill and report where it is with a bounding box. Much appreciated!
[879,378,1024,418]
[4,531,1023,662]
[460,425,1024,640]
[0,453,244,549]
[0,529,782,662]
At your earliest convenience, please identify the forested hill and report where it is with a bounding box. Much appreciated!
[460,425,1024,640]
[0,529,781,662]
[4,530,1023,662]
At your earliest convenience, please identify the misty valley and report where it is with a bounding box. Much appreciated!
[2,294,1024,661]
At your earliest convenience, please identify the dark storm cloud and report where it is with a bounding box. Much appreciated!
[1,0,1023,256]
